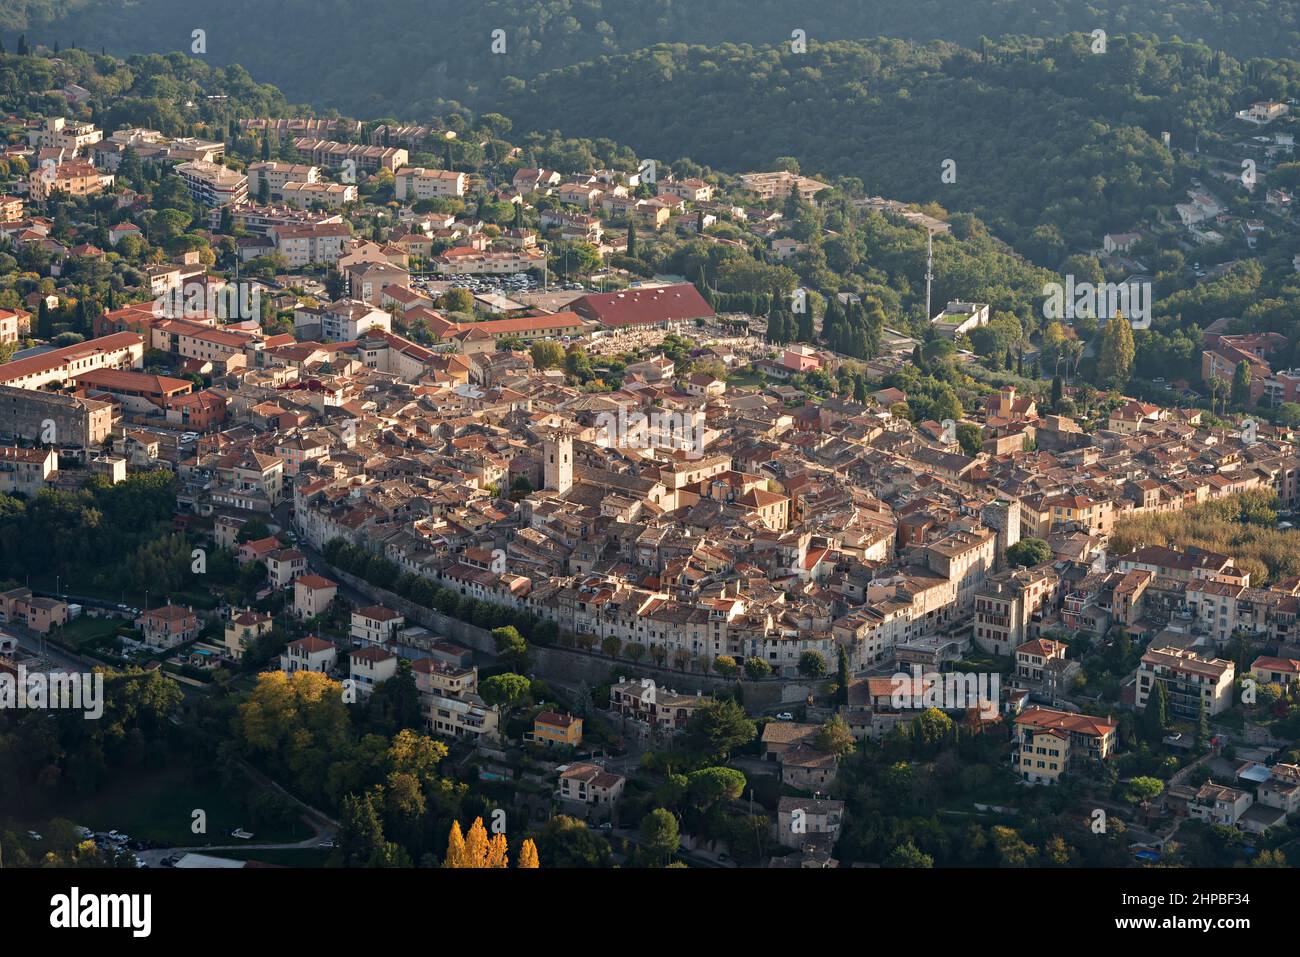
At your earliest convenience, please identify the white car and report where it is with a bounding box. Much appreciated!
[775,712,794,721]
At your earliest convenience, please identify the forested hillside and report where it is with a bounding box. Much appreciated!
[504,34,1293,253]
[6,0,1300,115]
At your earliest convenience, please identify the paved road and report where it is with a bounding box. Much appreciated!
[138,831,332,866]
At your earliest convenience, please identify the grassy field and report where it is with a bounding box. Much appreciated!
[53,615,123,649]
[56,766,313,847]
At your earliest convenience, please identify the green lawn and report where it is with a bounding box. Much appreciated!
[52,615,123,649]
[56,766,313,847]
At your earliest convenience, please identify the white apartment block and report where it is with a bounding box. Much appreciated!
[279,181,357,209]
[1136,647,1236,719]
[394,167,466,201]
[29,117,102,154]
[176,160,248,207]
[321,300,391,342]
[247,161,318,198]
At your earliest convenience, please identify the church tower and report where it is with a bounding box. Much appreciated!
[543,429,573,496]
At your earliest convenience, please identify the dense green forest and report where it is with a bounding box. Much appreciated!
[6,1,1300,115]
[503,33,1297,253]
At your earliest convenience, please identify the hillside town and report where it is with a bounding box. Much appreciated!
[2,64,1300,878]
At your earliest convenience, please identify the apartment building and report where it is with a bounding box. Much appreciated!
[152,319,257,368]
[1012,707,1118,784]
[394,167,466,200]
[0,332,144,391]
[1136,647,1236,719]
[0,445,57,496]
[279,181,356,209]
[28,160,113,200]
[739,170,830,202]
[433,246,545,275]
[246,161,318,198]
[609,677,708,732]
[176,160,248,207]
[321,300,391,341]
[269,223,352,267]
[292,139,408,173]
[925,528,996,611]
[973,565,1060,656]
[29,117,103,154]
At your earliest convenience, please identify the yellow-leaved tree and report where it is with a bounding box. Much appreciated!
[464,817,490,865]
[485,832,509,868]
[443,819,541,868]
[518,838,539,869]
[443,820,467,868]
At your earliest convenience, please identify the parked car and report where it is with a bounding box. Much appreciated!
[775,712,794,721]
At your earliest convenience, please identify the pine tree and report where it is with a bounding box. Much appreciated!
[518,838,540,868]
[1051,374,1064,410]
[18,35,30,56]
[626,219,637,258]
[1195,697,1210,751]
